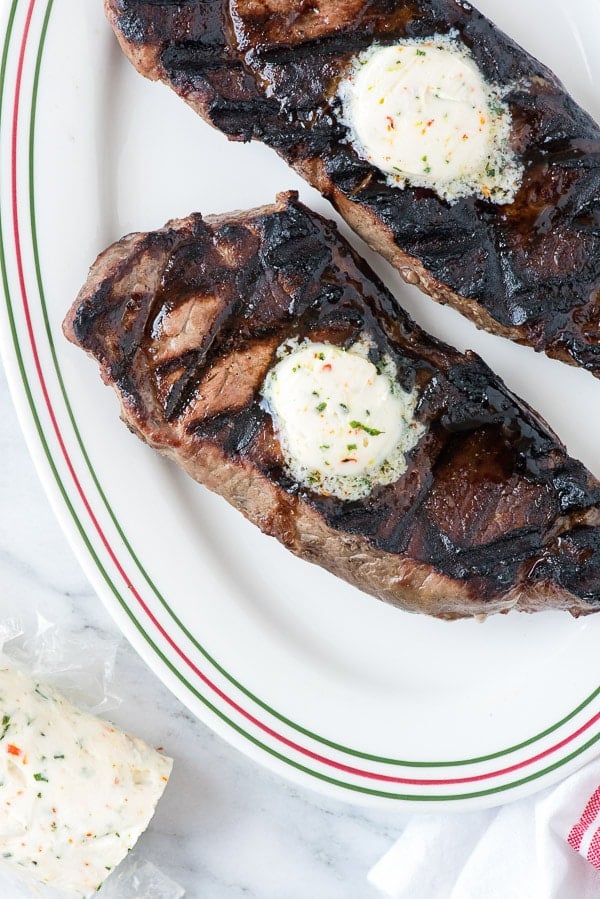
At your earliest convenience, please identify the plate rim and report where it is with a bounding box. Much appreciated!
[2,0,600,810]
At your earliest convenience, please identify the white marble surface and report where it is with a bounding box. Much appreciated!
[0,361,410,897]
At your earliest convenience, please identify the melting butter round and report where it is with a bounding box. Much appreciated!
[261,340,424,501]
[339,37,523,204]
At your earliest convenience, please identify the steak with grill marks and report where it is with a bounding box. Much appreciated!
[63,194,600,619]
[104,0,600,375]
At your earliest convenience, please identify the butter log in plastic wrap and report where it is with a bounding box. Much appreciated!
[0,665,172,897]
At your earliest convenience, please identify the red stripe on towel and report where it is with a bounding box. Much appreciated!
[568,786,600,853]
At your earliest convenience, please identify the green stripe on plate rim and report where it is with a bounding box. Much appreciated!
[0,0,599,800]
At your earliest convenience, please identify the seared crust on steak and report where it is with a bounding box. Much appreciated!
[64,194,600,618]
[104,0,600,374]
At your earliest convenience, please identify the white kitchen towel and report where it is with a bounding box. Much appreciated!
[368,759,600,899]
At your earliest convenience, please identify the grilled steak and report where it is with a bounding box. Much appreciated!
[64,194,600,619]
[104,0,600,375]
